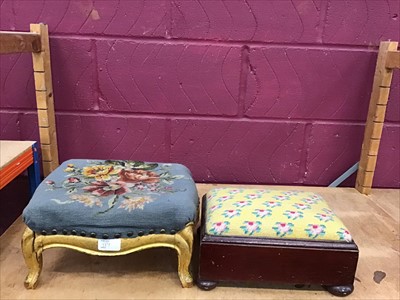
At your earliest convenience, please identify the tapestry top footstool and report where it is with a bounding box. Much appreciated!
[23,159,199,239]
[198,188,359,297]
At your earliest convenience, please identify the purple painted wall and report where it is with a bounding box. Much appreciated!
[0,0,399,187]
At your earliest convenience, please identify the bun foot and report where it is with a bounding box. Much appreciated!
[323,284,354,297]
[197,280,217,291]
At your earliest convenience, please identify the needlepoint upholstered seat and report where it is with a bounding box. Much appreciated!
[22,159,198,288]
[197,188,359,297]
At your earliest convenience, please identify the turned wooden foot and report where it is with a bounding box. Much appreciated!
[323,284,354,297]
[197,280,218,291]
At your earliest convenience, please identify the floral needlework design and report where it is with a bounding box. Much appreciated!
[82,165,120,181]
[322,208,335,215]
[272,195,290,201]
[336,228,352,242]
[209,221,230,235]
[83,181,131,197]
[283,210,304,220]
[282,190,301,196]
[227,189,244,195]
[244,193,262,200]
[292,203,311,210]
[272,222,294,237]
[48,160,186,214]
[233,200,252,208]
[314,213,334,222]
[209,204,222,212]
[301,198,319,205]
[240,221,262,235]
[222,209,242,218]
[305,224,326,239]
[255,189,270,195]
[263,201,282,208]
[217,195,234,202]
[70,195,103,207]
[118,196,153,212]
[252,208,272,219]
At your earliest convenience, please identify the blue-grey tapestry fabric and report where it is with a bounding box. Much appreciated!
[23,159,198,238]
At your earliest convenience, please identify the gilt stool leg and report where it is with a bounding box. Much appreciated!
[21,227,43,289]
[176,225,194,287]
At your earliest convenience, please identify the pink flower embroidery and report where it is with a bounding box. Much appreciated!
[228,189,243,194]
[272,195,290,201]
[322,208,334,215]
[282,190,300,196]
[272,222,294,237]
[284,210,303,220]
[218,195,233,202]
[245,193,260,200]
[337,228,352,242]
[240,221,262,235]
[83,181,131,197]
[252,209,272,218]
[209,204,222,212]
[293,203,311,210]
[233,200,252,208]
[264,201,282,208]
[119,169,160,184]
[67,177,80,183]
[302,198,318,204]
[209,221,230,235]
[315,213,334,222]
[222,209,241,218]
[305,224,326,238]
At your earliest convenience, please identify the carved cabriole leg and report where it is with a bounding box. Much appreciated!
[21,227,43,289]
[175,224,194,288]
[21,224,195,289]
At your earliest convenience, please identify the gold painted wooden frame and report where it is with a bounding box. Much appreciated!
[22,223,194,289]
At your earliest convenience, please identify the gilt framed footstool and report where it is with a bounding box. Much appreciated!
[22,159,198,288]
[197,188,359,297]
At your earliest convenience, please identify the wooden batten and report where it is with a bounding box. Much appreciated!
[33,72,46,91]
[356,41,399,194]
[30,23,59,176]
[370,122,384,139]
[35,91,48,109]
[364,155,378,172]
[0,31,41,54]
[373,104,387,122]
[385,50,400,69]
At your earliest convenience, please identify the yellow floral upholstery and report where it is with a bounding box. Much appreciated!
[205,188,352,242]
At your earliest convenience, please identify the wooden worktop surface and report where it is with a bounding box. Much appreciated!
[0,140,35,169]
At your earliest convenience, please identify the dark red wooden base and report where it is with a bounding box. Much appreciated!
[197,197,359,297]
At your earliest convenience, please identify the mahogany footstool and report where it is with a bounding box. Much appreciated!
[197,188,359,297]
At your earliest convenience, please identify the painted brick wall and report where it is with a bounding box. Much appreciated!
[1,0,399,187]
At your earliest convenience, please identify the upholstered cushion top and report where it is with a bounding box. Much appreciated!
[23,159,198,238]
[205,188,352,242]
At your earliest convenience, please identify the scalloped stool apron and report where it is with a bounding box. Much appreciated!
[197,188,359,297]
[22,159,199,289]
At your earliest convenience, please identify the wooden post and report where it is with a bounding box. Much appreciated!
[30,23,59,176]
[355,41,399,195]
